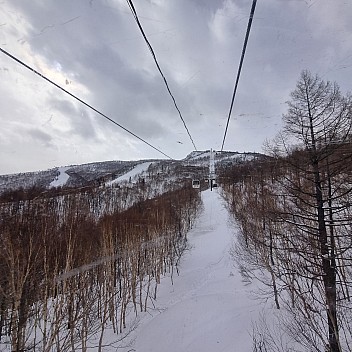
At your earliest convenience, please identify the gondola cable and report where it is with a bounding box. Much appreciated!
[0,47,174,160]
[126,0,198,151]
[220,0,258,152]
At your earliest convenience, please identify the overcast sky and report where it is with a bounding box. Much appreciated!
[0,0,351,174]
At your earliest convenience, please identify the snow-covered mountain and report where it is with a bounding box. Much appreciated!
[0,150,264,194]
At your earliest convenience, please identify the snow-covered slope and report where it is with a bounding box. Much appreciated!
[0,160,153,193]
[49,167,70,188]
[0,151,266,195]
[106,161,153,186]
[0,152,274,351]
[119,189,272,352]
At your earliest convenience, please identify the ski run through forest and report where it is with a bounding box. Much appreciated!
[118,188,266,352]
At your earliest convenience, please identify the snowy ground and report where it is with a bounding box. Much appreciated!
[49,166,70,187]
[119,188,270,352]
[106,162,153,186]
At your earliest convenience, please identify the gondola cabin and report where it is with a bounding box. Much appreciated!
[192,179,200,189]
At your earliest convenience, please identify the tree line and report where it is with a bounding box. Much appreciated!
[220,71,352,352]
[0,172,202,351]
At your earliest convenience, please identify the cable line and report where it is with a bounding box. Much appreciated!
[220,0,257,152]
[0,47,174,160]
[126,0,198,151]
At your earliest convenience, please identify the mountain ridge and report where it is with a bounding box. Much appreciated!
[0,150,265,194]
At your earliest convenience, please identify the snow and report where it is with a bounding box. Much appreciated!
[49,167,69,187]
[106,162,153,186]
[185,150,212,160]
[119,189,269,352]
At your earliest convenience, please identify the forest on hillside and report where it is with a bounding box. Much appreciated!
[220,71,352,352]
[0,168,202,351]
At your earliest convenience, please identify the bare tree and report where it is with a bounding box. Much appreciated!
[280,70,352,352]
[220,71,352,351]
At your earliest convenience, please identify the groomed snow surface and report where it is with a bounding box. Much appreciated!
[106,162,153,186]
[120,189,271,352]
[49,167,70,188]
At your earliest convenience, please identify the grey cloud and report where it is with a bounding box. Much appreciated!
[28,128,54,147]
[47,97,76,116]
[46,97,99,140]
[1,0,351,173]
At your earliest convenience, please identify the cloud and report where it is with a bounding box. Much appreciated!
[0,0,351,173]
[27,128,54,147]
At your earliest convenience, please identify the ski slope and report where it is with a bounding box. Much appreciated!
[120,189,270,352]
[106,162,153,186]
[49,167,70,187]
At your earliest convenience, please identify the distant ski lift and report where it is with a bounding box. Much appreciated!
[211,179,218,189]
[192,179,200,189]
